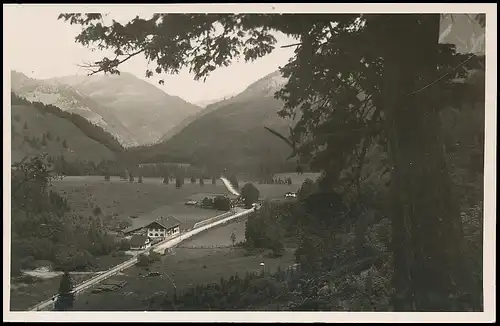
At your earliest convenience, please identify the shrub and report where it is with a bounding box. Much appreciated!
[116,251,127,257]
[149,251,161,262]
[54,246,95,271]
[241,183,260,208]
[137,254,150,267]
[19,255,37,270]
[213,196,231,211]
[92,206,102,216]
[118,239,131,251]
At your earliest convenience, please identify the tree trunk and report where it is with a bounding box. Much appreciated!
[381,14,472,311]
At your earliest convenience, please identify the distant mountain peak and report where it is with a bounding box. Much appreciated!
[12,72,205,147]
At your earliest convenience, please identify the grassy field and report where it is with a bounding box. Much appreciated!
[72,219,296,311]
[50,176,230,228]
[179,220,247,248]
[11,176,300,311]
[50,176,303,228]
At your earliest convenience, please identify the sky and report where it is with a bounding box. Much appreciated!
[4,6,297,104]
[4,5,487,105]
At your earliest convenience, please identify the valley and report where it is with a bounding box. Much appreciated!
[9,174,309,311]
[7,10,487,317]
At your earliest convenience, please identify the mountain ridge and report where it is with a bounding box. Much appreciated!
[11,70,205,147]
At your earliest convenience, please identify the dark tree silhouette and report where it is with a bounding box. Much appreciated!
[61,13,485,310]
[241,183,260,209]
[54,271,75,311]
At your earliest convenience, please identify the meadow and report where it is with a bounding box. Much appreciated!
[11,175,303,311]
[50,176,230,229]
[72,218,296,311]
[49,175,304,228]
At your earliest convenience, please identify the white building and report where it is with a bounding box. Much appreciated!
[145,216,181,240]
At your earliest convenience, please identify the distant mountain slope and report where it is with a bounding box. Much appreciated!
[49,72,204,146]
[11,71,137,147]
[158,70,289,143]
[11,94,116,164]
[194,94,237,108]
[130,70,295,171]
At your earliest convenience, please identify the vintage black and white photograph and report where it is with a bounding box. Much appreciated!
[3,3,496,323]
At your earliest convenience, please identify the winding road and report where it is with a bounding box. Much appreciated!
[220,176,241,196]
[28,176,248,311]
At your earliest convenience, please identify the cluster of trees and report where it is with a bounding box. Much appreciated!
[150,270,295,311]
[199,195,232,211]
[11,154,122,276]
[12,93,124,154]
[48,155,106,176]
[136,250,162,267]
[258,177,293,185]
[18,128,66,150]
[60,13,485,311]
[244,202,288,257]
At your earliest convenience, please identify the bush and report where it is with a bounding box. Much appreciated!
[241,183,260,209]
[149,251,161,262]
[20,255,37,270]
[213,196,231,211]
[54,246,95,271]
[269,240,285,257]
[118,239,131,251]
[18,274,39,284]
[10,256,22,277]
[137,254,150,267]
[92,206,102,216]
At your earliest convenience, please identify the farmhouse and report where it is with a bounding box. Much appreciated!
[130,235,151,251]
[123,213,182,241]
[145,216,181,239]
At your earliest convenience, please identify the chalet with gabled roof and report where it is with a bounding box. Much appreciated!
[145,216,181,239]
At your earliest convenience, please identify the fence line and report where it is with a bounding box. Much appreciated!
[193,211,232,229]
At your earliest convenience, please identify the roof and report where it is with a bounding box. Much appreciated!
[130,235,149,247]
[122,204,184,233]
[147,216,181,230]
